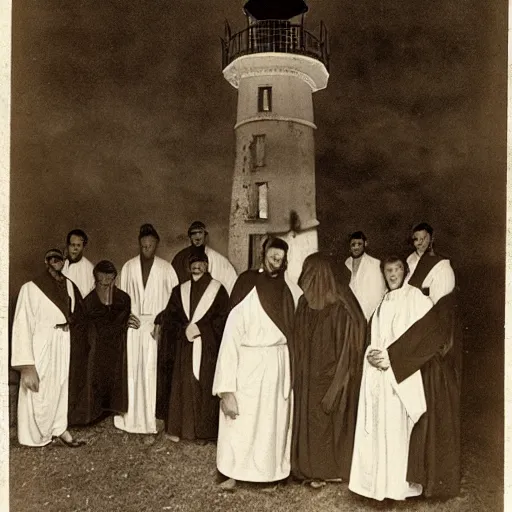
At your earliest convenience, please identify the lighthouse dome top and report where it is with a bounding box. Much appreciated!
[243,0,308,20]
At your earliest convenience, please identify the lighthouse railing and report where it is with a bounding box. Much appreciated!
[222,20,329,70]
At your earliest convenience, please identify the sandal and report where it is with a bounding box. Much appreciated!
[52,435,85,448]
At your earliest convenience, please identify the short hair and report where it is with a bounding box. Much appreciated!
[139,224,160,242]
[380,255,410,277]
[93,260,118,280]
[66,229,88,246]
[45,248,64,262]
[412,222,434,237]
[349,231,367,242]
[187,221,208,237]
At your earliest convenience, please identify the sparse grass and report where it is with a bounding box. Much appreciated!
[10,347,503,512]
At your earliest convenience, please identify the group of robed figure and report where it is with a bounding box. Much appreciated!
[11,220,461,503]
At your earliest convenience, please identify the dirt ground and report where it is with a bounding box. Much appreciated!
[9,337,503,512]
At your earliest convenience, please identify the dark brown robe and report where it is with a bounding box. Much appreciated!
[68,287,131,426]
[387,253,462,499]
[290,253,367,482]
[158,274,229,440]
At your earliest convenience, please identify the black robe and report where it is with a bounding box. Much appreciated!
[68,287,131,426]
[387,253,462,499]
[291,291,367,481]
[158,274,229,440]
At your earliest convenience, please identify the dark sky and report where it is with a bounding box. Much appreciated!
[10,0,507,339]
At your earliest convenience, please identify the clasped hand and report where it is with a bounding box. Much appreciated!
[367,348,390,371]
[185,323,200,342]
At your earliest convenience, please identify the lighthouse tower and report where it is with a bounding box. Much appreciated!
[222,0,330,283]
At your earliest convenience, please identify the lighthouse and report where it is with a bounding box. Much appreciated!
[222,0,329,283]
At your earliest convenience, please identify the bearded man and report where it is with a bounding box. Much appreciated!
[212,237,302,490]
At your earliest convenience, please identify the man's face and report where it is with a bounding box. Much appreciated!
[189,229,206,247]
[139,236,158,260]
[349,238,366,259]
[263,247,285,276]
[68,235,85,262]
[383,261,405,290]
[47,257,64,273]
[95,272,116,292]
[190,261,208,280]
[412,230,432,255]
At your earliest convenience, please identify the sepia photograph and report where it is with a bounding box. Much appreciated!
[4,0,507,510]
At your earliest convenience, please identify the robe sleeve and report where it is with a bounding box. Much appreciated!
[388,293,454,384]
[159,288,183,341]
[11,283,38,367]
[427,260,455,305]
[212,300,246,396]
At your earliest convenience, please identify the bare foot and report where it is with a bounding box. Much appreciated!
[325,478,342,483]
[219,478,236,491]
[60,430,73,443]
[168,435,180,443]
[310,480,326,489]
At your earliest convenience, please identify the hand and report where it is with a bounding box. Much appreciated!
[185,323,200,342]
[377,350,390,371]
[128,314,141,330]
[54,323,69,332]
[220,392,239,419]
[367,349,384,368]
[367,349,390,370]
[151,324,161,342]
[21,366,39,392]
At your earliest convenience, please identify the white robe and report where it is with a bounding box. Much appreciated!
[11,282,74,447]
[114,256,178,434]
[213,279,302,482]
[349,284,433,501]
[405,252,456,305]
[204,246,238,295]
[345,253,387,321]
[62,256,95,300]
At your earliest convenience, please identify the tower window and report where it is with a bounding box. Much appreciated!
[249,234,267,269]
[257,182,268,219]
[258,87,272,112]
[248,181,269,220]
[250,134,266,169]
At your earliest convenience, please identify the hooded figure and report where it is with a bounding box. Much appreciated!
[291,252,367,486]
